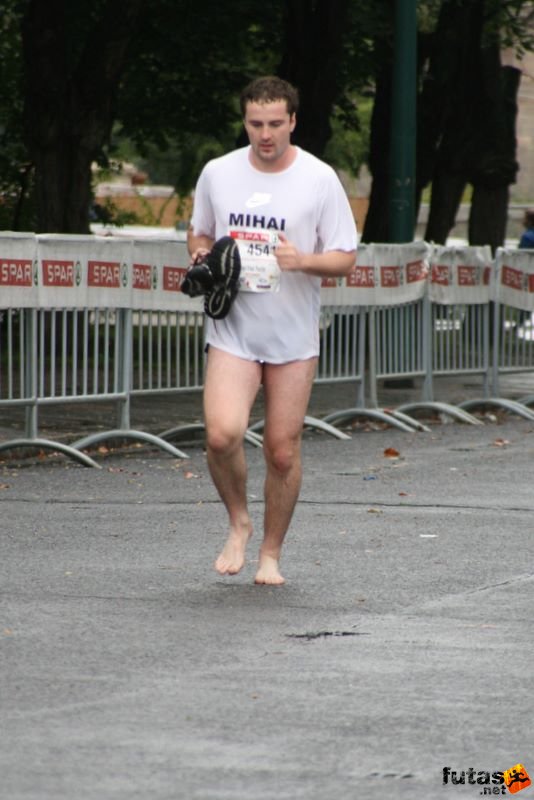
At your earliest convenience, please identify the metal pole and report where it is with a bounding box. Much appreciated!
[24,308,39,438]
[389,0,417,242]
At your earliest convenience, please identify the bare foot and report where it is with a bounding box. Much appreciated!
[254,553,285,586]
[215,523,252,575]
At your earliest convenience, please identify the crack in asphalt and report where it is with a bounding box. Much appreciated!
[2,497,534,514]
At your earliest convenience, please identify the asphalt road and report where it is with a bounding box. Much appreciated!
[1,404,533,800]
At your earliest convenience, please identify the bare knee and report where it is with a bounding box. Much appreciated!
[206,423,244,457]
[263,437,301,477]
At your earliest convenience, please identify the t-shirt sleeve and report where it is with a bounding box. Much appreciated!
[190,164,216,239]
[316,171,358,254]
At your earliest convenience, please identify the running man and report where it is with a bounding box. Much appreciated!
[187,76,358,585]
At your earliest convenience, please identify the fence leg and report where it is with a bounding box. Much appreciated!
[367,308,378,408]
[23,308,38,439]
[422,294,433,402]
[482,303,490,397]
[491,300,500,397]
[117,307,132,430]
[356,309,367,407]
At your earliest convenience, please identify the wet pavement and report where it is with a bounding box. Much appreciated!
[1,375,534,799]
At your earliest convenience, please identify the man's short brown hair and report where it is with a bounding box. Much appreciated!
[240,76,299,117]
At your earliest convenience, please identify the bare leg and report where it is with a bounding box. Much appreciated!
[254,357,317,585]
[203,347,262,575]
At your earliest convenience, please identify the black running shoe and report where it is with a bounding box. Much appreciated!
[181,260,215,297]
[204,236,241,320]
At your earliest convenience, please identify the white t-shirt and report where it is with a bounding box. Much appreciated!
[190,146,357,363]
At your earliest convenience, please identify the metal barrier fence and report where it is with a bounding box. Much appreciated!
[368,300,427,398]
[1,234,534,465]
[316,307,366,393]
[131,309,205,395]
[426,244,493,402]
[492,248,534,401]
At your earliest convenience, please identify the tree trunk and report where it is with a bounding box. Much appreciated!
[419,0,484,243]
[419,1,520,250]
[425,172,466,244]
[469,185,510,252]
[21,0,143,233]
[361,58,391,243]
[467,61,521,253]
[30,142,95,234]
[278,0,349,157]
[363,26,432,243]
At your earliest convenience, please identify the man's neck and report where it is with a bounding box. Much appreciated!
[248,145,298,173]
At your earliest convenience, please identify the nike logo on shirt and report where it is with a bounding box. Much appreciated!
[245,192,272,209]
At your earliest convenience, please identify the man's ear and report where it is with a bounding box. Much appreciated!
[289,113,297,133]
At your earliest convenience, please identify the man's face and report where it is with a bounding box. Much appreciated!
[244,100,296,170]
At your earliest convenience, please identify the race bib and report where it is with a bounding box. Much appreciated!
[229,228,281,292]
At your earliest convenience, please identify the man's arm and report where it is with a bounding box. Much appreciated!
[187,226,215,262]
[274,235,355,277]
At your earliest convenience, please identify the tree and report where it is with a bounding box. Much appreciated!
[21,0,144,233]
[276,0,350,156]
[4,0,532,238]
[0,2,34,231]
[9,0,374,232]
[115,0,285,195]
[422,0,525,253]
[359,38,393,244]
[9,0,287,231]
[467,51,522,252]
[363,0,534,248]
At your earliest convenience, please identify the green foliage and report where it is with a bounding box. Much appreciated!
[0,2,37,230]
[114,1,283,167]
[91,198,141,227]
[417,0,443,32]
[483,0,534,55]
[90,0,286,197]
[106,129,236,198]
[323,97,373,175]
[2,0,534,230]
